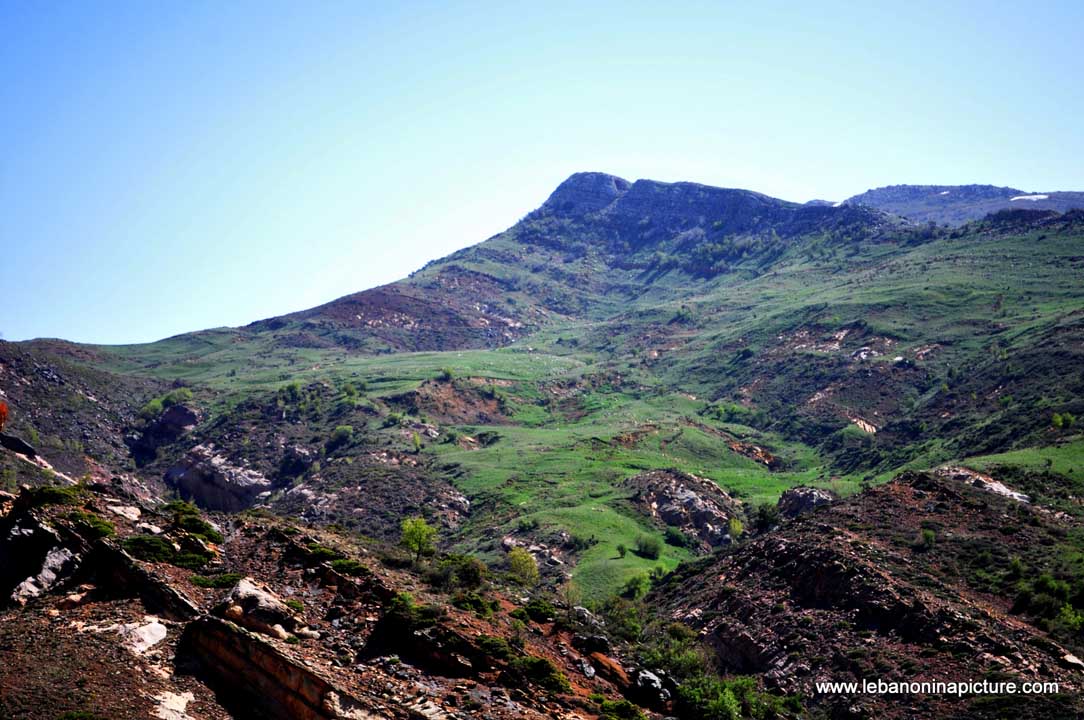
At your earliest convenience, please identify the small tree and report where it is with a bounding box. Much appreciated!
[616,543,627,559]
[508,547,540,586]
[400,516,438,562]
[0,401,7,432]
[412,431,423,454]
[728,517,744,541]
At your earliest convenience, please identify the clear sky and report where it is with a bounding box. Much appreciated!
[2,1,1082,344]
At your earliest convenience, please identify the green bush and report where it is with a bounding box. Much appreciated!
[622,573,650,600]
[523,597,557,623]
[190,572,243,589]
[122,535,177,563]
[634,535,662,560]
[164,500,224,543]
[307,543,342,562]
[67,510,115,539]
[122,535,211,569]
[26,484,82,506]
[327,425,354,450]
[478,634,512,660]
[452,591,499,617]
[285,598,304,612]
[665,526,697,549]
[507,656,571,693]
[598,698,646,720]
[329,558,368,576]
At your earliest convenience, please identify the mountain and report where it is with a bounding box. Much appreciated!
[2,172,1084,719]
[843,183,1084,226]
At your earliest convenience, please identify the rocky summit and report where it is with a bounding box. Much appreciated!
[2,172,1084,719]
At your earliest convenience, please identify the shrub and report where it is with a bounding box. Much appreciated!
[190,572,243,589]
[598,698,646,720]
[428,554,487,590]
[285,598,304,612]
[508,547,540,586]
[616,543,627,558]
[634,535,662,560]
[478,634,512,660]
[665,526,697,549]
[727,517,744,541]
[306,543,342,562]
[622,573,650,600]
[327,425,354,450]
[0,400,7,431]
[507,656,571,693]
[452,591,498,617]
[139,398,164,419]
[164,501,224,543]
[67,510,115,539]
[329,558,367,576]
[123,535,178,564]
[26,484,82,506]
[912,528,936,551]
[523,597,556,622]
[438,368,454,382]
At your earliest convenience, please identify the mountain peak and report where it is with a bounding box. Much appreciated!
[541,172,631,216]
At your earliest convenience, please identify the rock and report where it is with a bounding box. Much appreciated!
[154,691,196,720]
[578,659,596,679]
[625,469,742,548]
[1062,653,1084,671]
[12,546,78,603]
[280,445,314,477]
[107,504,141,521]
[180,615,381,720]
[0,432,37,458]
[571,605,604,629]
[1,509,82,605]
[116,616,169,654]
[777,486,837,519]
[214,577,299,639]
[572,634,611,654]
[632,669,670,707]
[588,652,629,690]
[165,444,275,512]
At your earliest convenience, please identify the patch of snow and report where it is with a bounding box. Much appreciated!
[939,191,950,195]
[832,201,843,207]
[1010,194,1049,201]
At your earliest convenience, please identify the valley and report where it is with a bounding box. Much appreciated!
[2,173,1083,719]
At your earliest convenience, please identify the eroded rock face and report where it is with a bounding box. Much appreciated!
[165,444,274,512]
[625,469,742,548]
[181,616,389,720]
[776,486,837,519]
[0,510,81,605]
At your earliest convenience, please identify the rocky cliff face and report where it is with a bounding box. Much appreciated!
[165,444,276,512]
[656,471,1084,719]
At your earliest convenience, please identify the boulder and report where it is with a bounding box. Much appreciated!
[215,577,299,640]
[777,486,837,519]
[0,432,37,458]
[625,469,742,548]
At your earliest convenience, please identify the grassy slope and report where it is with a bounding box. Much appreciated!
[71,218,1083,599]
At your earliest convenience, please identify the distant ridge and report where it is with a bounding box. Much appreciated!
[843,183,1084,225]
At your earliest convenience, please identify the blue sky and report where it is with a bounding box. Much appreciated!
[2,1,1082,344]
